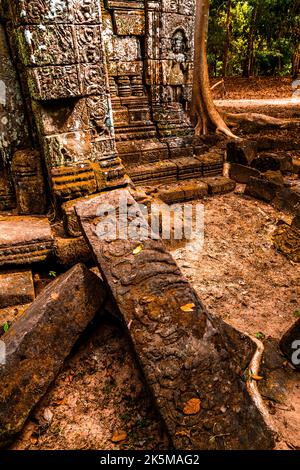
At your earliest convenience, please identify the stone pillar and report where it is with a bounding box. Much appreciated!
[5,0,126,204]
[0,19,31,210]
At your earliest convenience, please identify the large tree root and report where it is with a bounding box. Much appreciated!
[223,112,300,130]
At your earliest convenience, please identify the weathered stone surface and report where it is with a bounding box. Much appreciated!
[280,319,300,370]
[11,149,47,215]
[227,140,258,166]
[0,263,106,446]
[273,188,300,215]
[202,176,236,195]
[0,216,54,266]
[158,181,208,204]
[262,170,284,187]
[54,236,92,267]
[76,189,275,450]
[251,153,293,173]
[0,270,35,309]
[245,177,282,203]
[272,222,300,263]
[229,163,260,184]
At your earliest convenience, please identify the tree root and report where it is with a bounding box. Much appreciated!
[246,336,278,437]
[223,112,300,129]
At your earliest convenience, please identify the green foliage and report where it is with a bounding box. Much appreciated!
[3,322,10,333]
[208,0,300,77]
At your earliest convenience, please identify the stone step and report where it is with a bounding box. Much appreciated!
[128,153,224,186]
[76,189,275,450]
[0,270,35,309]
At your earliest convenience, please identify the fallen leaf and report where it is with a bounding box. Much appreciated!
[251,374,264,381]
[111,431,127,443]
[183,398,201,415]
[51,293,59,301]
[180,303,196,312]
[133,245,143,255]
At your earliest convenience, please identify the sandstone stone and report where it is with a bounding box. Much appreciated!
[227,140,258,166]
[76,189,275,450]
[292,213,300,229]
[0,216,54,266]
[273,188,300,215]
[280,319,300,370]
[158,181,208,204]
[54,236,92,267]
[245,177,282,203]
[262,170,284,186]
[229,163,260,184]
[272,222,300,263]
[0,270,35,309]
[251,153,293,173]
[0,264,106,446]
[11,149,47,215]
[202,176,236,195]
[0,304,30,338]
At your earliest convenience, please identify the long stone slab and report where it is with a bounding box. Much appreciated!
[76,189,275,450]
[0,263,106,447]
[0,216,54,266]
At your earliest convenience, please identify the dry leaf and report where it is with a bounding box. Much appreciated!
[183,398,201,415]
[51,293,59,301]
[180,303,196,312]
[111,431,127,443]
[133,245,143,255]
[251,374,264,381]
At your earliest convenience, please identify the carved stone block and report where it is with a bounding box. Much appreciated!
[112,11,145,36]
[17,25,75,66]
[50,163,98,201]
[44,131,93,167]
[27,65,80,100]
[0,270,35,309]
[75,25,103,64]
[0,216,54,266]
[12,149,47,215]
[75,189,275,450]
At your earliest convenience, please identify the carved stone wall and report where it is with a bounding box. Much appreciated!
[4,0,126,203]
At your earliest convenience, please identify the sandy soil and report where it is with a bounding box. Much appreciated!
[211,77,293,100]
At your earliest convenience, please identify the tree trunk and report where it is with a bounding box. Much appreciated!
[191,0,237,138]
[243,2,259,78]
[222,0,232,77]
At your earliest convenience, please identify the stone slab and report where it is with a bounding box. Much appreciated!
[229,163,260,184]
[227,141,258,166]
[201,177,236,195]
[0,270,35,309]
[244,177,282,203]
[0,216,54,266]
[272,222,300,263]
[76,189,275,450]
[0,263,106,446]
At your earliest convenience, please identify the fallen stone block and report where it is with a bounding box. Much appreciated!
[229,163,260,184]
[280,319,300,371]
[262,170,284,186]
[0,216,54,267]
[244,177,282,203]
[0,263,106,447]
[273,188,300,215]
[272,222,300,263]
[0,270,35,309]
[251,153,293,173]
[202,176,236,195]
[76,189,275,450]
[54,235,92,267]
[227,140,258,166]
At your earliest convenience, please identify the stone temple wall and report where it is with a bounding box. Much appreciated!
[0,0,198,212]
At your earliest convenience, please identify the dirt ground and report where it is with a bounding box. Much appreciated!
[211,77,293,100]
